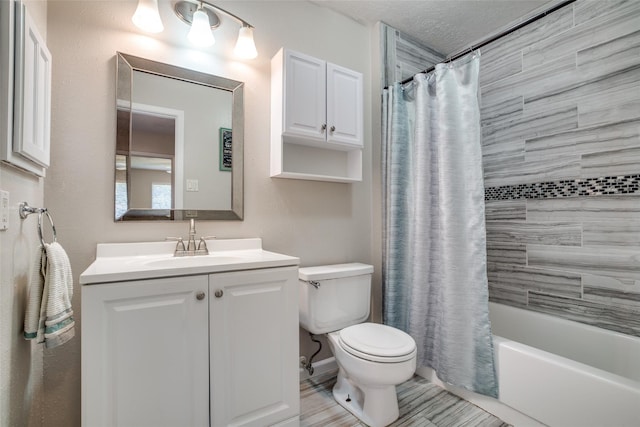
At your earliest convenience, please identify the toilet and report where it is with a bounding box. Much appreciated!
[299,263,417,427]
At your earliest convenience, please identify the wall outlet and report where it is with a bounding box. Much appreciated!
[0,190,8,231]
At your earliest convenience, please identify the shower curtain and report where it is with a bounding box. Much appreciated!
[382,52,497,398]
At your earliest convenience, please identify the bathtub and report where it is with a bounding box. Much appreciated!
[489,302,640,427]
[417,302,640,426]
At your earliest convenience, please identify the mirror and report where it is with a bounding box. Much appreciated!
[115,52,244,221]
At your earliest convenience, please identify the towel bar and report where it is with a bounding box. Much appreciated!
[19,202,57,246]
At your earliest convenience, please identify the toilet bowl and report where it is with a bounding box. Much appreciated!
[298,263,417,427]
[327,323,417,427]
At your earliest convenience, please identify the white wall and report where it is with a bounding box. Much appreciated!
[0,1,47,426]
[44,1,372,425]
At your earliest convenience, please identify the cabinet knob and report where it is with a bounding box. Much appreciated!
[321,124,327,132]
[330,125,335,132]
[196,291,206,301]
[214,289,224,298]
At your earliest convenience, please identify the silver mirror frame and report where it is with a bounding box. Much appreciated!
[115,52,244,221]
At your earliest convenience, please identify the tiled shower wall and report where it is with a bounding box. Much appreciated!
[480,0,640,337]
[382,0,640,337]
[380,23,444,88]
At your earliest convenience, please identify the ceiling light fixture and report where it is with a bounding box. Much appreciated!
[173,0,258,59]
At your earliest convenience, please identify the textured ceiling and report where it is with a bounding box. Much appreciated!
[311,0,554,56]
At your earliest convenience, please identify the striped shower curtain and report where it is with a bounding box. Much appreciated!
[382,52,498,398]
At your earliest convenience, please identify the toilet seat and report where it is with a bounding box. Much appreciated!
[338,323,416,363]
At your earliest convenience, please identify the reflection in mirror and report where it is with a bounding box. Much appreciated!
[115,52,244,221]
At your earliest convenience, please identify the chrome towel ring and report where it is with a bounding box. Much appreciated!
[19,202,58,246]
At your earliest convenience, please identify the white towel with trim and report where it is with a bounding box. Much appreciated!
[24,242,75,348]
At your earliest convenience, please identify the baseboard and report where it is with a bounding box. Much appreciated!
[415,367,545,427]
[299,357,338,382]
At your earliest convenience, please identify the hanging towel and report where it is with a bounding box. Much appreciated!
[24,242,75,349]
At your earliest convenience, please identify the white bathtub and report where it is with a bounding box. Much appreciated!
[489,302,640,427]
[417,302,640,426]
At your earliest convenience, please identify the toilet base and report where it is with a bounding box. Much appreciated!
[332,369,400,427]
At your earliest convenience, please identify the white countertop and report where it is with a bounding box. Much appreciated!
[80,238,300,285]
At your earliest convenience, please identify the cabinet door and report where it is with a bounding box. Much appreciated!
[82,276,209,427]
[14,1,51,167]
[326,63,363,147]
[210,267,299,427]
[283,50,326,141]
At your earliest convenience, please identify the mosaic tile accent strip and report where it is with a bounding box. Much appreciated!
[390,0,640,340]
[478,0,640,340]
[485,174,640,201]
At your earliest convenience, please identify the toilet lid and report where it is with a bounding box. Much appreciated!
[339,323,416,363]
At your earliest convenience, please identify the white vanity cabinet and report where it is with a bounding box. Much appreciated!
[209,267,299,426]
[80,239,300,427]
[82,275,210,427]
[271,48,363,183]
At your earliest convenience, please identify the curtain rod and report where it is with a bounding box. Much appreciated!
[387,0,577,89]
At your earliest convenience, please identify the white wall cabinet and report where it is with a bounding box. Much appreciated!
[326,62,363,147]
[271,48,363,183]
[0,0,51,176]
[82,267,300,427]
[279,51,326,143]
[14,1,51,168]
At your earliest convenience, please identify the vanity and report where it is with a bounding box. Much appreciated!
[80,239,300,427]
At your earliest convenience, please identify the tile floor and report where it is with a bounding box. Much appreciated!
[300,373,510,427]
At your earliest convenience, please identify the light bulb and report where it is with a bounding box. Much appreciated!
[188,8,215,47]
[132,0,164,33]
[234,26,257,59]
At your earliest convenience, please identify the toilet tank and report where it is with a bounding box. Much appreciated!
[298,263,373,334]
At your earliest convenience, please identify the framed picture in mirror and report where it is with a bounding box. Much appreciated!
[219,127,232,171]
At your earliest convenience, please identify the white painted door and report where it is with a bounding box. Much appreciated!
[82,275,209,427]
[326,63,363,147]
[283,50,326,142]
[210,267,299,427]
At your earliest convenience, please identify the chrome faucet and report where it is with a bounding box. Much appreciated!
[187,218,197,252]
[169,218,211,257]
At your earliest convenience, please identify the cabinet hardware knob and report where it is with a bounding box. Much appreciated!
[196,291,206,300]
[321,124,327,132]
[330,126,335,132]
[214,289,224,298]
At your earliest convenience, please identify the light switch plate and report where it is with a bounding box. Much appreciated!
[0,190,9,231]
[186,179,199,192]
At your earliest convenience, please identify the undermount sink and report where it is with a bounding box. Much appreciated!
[80,238,300,285]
